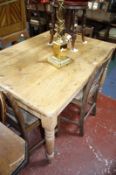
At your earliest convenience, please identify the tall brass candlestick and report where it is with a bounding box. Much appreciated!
[56,0,65,38]
[48,0,72,68]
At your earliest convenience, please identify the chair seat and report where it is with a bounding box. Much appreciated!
[7,106,40,129]
[0,122,27,175]
[77,25,94,37]
[64,0,88,6]
[99,27,116,40]
[54,0,88,7]
[30,17,47,26]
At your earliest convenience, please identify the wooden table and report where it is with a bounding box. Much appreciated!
[0,32,115,161]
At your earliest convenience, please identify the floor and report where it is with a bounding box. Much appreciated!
[102,56,116,99]
[20,56,116,175]
[20,94,116,175]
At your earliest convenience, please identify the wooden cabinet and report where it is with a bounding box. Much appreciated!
[0,0,27,37]
[0,0,29,48]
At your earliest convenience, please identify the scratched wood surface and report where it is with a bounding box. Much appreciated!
[0,122,25,175]
[0,32,115,118]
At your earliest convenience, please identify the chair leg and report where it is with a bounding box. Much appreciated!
[79,116,84,137]
[91,104,96,116]
[79,108,86,136]
[91,91,98,116]
[12,41,18,45]
[55,116,61,137]
[39,123,45,139]
[0,40,6,49]
[112,48,116,60]
[104,24,110,41]
[23,30,29,39]
[20,130,28,141]
[71,9,77,50]
[81,9,86,42]
[29,23,35,37]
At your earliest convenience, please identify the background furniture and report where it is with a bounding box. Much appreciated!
[0,122,28,175]
[77,25,94,37]
[84,0,116,41]
[0,32,115,161]
[26,0,49,36]
[49,0,89,49]
[98,22,116,43]
[0,0,29,49]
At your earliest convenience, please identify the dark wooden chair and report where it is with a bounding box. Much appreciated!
[49,0,89,49]
[61,57,111,136]
[0,91,44,154]
[0,122,28,175]
[77,25,94,38]
[26,0,49,36]
[98,23,116,43]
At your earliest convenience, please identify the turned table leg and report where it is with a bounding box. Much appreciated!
[41,116,57,162]
[44,128,55,161]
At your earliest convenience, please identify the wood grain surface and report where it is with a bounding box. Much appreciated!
[0,32,115,118]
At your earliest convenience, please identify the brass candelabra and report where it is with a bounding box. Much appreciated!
[48,0,72,68]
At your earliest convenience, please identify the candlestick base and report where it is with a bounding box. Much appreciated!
[48,56,72,68]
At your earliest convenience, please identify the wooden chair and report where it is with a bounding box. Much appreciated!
[0,122,28,175]
[0,91,44,153]
[61,57,111,136]
[77,25,94,38]
[26,0,49,36]
[98,23,116,43]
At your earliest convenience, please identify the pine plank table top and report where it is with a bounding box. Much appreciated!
[0,32,115,161]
